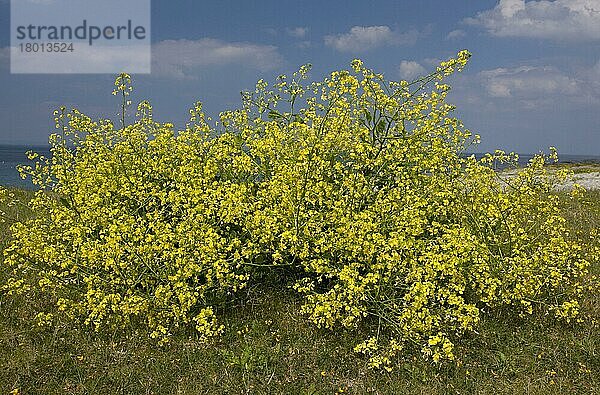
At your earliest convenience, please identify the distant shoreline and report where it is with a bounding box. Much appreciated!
[2,145,599,189]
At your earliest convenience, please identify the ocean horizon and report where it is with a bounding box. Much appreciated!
[1,144,599,189]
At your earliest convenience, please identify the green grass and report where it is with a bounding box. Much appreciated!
[1,189,599,394]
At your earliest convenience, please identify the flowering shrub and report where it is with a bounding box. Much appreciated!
[2,79,253,341]
[1,51,596,366]
[226,51,595,367]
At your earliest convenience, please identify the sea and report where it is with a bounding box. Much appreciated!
[0,145,51,189]
[1,144,599,189]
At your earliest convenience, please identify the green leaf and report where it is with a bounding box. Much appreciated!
[267,110,282,120]
[59,196,71,208]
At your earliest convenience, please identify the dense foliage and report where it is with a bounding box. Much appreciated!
[1,51,596,367]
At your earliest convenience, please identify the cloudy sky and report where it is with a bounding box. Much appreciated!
[1,0,599,155]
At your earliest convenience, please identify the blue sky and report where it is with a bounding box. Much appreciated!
[1,0,599,155]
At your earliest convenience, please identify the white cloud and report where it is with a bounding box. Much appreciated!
[324,26,418,52]
[593,59,600,75]
[465,0,600,41]
[479,66,579,99]
[2,38,283,77]
[447,60,600,113]
[423,57,443,66]
[286,27,308,38]
[152,38,283,79]
[297,41,311,49]
[578,58,600,95]
[398,60,427,80]
[7,44,150,74]
[446,29,466,40]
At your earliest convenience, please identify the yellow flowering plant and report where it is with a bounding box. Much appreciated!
[225,50,594,366]
[1,53,596,367]
[3,74,252,341]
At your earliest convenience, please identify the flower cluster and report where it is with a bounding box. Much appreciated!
[1,51,595,366]
[4,87,252,341]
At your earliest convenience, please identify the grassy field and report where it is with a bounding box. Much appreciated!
[1,188,598,394]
